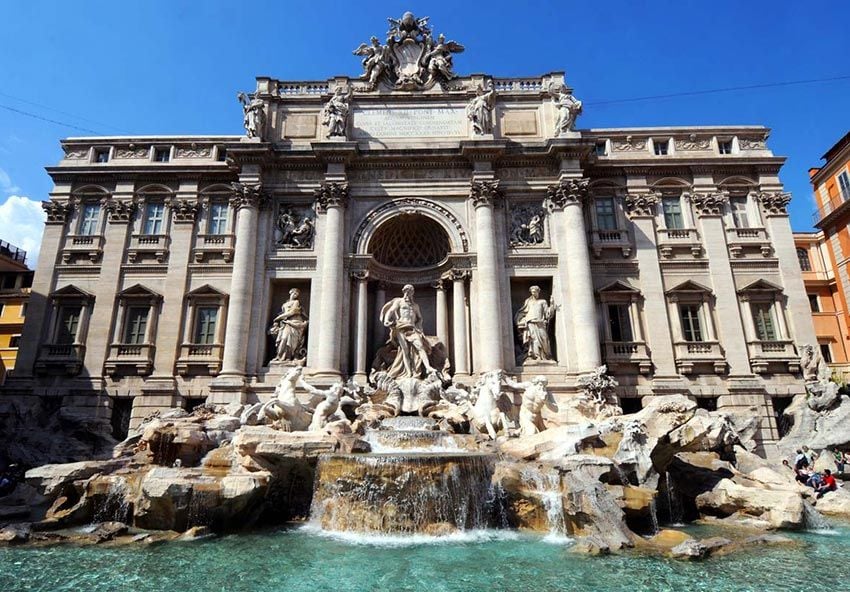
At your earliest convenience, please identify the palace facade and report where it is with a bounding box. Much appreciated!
[7,15,815,445]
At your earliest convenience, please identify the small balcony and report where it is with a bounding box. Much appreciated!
[747,340,798,374]
[104,343,155,376]
[175,343,223,376]
[603,341,652,374]
[657,228,702,258]
[61,234,104,263]
[674,341,726,374]
[812,190,850,226]
[35,343,85,375]
[590,228,632,258]
[725,227,772,258]
[193,234,234,264]
[127,234,169,264]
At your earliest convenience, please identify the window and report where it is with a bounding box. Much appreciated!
[595,141,608,156]
[208,202,229,235]
[9,335,21,348]
[607,304,633,342]
[94,148,109,163]
[718,140,733,155]
[839,171,850,202]
[821,343,833,364]
[143,202,165,235]
[153,147,171,162]
[595,197,617,230]
[662,196,684,229]
[809,294,821,312]
[194,306,218,344]
[797,247,812,271]
[0,303,4,317]
[79,203,101,236]
[653,138,669,156]
[679,304,703,342]
[123,306,149,344]
[216,147,227,162]
[56,305,82,344]
[20,302,27,318]
[751,303,777,341]
[730,197,749,228]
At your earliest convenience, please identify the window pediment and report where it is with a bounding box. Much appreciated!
[51,284,95,301]
[118,284,162,301]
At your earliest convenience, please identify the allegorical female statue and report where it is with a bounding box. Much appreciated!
[321,86,352,138]
[515,285,556,363]
[270,288,309,362]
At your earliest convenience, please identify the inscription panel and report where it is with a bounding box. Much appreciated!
[352,106,467,139]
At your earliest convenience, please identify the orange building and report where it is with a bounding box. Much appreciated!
[0,240,33,385]
[809,131,850,378]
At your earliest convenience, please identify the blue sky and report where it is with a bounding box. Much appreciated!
[1,1,849,266]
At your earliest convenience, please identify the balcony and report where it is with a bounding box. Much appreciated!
[175,343,223,376]
[127,234,169,264]
[104,343,155,376]
[603,341,652,374]
[193,234,234,264]
[747,340,799,374]
[590,228,632,258]
[673,341,726,374]
[61,234,104,263]
[657,228,702,258]
[812,190,850,226]
[35,343,85,375]
[725,227,772,258]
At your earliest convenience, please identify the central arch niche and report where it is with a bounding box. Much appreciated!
[367,214,450,269]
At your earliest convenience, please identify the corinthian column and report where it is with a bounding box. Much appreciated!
[470,180,505,372]
[545,177,601,372]
[313,182,349,377]
[219,181,265,377]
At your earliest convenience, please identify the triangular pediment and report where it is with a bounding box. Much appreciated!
[738,279,784,294]
[598,280,640,294]
[665,280,713,295]
[187,284,227,298]
[118,283,161,299]
[51,284,95,299]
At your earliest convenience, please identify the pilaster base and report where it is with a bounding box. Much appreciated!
[208,374,249,405]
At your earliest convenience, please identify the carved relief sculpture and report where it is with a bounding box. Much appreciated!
[509,204,546,246]
[237,92,266,140]
[550,83,582,135]
[466,81,496,136]
[352,36,394,90]
[275,206,315,248]
[423,33,464,85]
[321,86,353,138]
[515,285,557,363]
[270,288,309,363]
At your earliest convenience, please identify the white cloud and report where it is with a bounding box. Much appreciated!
[0,168,22,195]
[0,195,46,269]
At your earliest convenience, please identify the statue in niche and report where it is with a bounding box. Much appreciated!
[321,86,352,138]
[423,33,465,84]
[503,374,549,436]
[515,286,557,363]
[353,36,394,90]
[466,81,496,136]
[237,92,266,140]
[378,284,437,379]
[550,84,582,135]
[275,207,314,248]
[510,205,545,246]
[269,288,309,363]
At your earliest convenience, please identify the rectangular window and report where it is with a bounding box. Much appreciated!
[216,147,227,162]
[821,343,833,364]
[94,148,109,163]
[153,147,171,162]
[839,171,850,202]
[9,335,21,348]
[194,306,218,345]
[56,305,82,344]
[653,138,669,155]
[679,304,703,342]
[143,203,165,235]
[751,303,778,341]
[123,306,149,345]
[730,197,749,228]
[0,303,4,317]
[20,302,27,318]
[797,248,812,271]
[595,141,608,156]
[208,202,229,235]
[718,140,733,155]
[79,203,101,236]
[607,304,633,342]
[662,197,684,229]
[809,294,820,312]
[595,198,617,230]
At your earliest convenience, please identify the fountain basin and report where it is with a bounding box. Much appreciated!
[364,430,479,452]
[310,452,498,534]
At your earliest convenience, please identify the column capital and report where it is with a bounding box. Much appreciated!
[623,192,659,219]
[686,190,729,217]
[443,269,471,282]
[349,269,369,281]
[753,190,791,216]
[229,182,268,210]
[101,197,138,223]
[314,181,350,212]
[170,199,201,224]
[469,179,502,208]
[544,177,589,211]
[430,279,446,290]
[42,199,73,225]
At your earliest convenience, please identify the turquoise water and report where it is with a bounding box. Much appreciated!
[1,525,847,592]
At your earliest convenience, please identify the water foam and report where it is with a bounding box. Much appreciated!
[299,524,523,547]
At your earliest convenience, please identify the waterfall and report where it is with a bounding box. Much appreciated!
[664,472,684,526]
[364,430,464,453]
[613,463,631,486]
[648,497,660,535]
[519,466,567,541]
[94,477,131,524]
[803,502,832,531]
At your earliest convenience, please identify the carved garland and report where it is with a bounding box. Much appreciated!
[313,182,350,212]
[623,193,659,219]
[352,197,469,252]
[42,200,73,224]
[754,191,791,215]
[687,191,729,216]
[543,177,589,211]
[469,180,502,208]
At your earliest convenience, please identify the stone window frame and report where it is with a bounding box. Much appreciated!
[737,279,791,344]
[797,247,813,271]
[199,185,235,236]
[718,181,763,230]
[92,147,111,164]
[152,145,173,163]
[652,137,671,156]
[597,281,644,344]
[71,187,110,238]
[717,136,737,155]
[135,185,175,238]
[665,280,718,344]
[182,285,229,347]
[45,285,95,347]
[590,193,620,232]
[111,284,163,347]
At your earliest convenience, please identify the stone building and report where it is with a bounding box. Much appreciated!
[0,240,33,384]
[8,14,814,445]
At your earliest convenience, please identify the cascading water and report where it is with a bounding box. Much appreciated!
[648,498,660,535]
[803,502,832,531]
[518,466,567,541]
[663,472,684,526]
[93,476,131,524]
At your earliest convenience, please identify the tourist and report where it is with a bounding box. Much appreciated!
[807,471,824,490]
[795,449,810,471]
[832,449,845,473]
[816,470,838,499]
[803,446,816,465]
[795,467,812,485]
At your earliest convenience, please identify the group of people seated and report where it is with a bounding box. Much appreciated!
[784,446,843,499]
